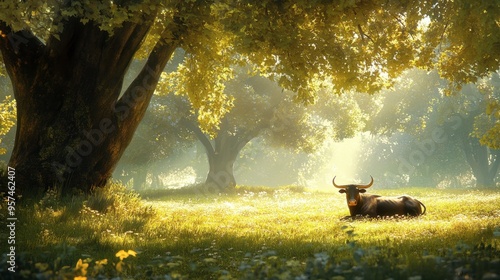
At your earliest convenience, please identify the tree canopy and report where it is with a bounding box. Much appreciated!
[3,0,499,129]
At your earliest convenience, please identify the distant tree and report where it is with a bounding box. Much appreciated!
[1,0,499,196]
[449,80,500,187]
[356,132,470,188]
[366,69,499,187]
[163,70,365,190]
[474,73,500,150]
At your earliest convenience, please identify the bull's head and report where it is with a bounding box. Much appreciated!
[333,176,374,206]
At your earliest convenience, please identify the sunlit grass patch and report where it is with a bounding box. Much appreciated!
[2,184,499,279]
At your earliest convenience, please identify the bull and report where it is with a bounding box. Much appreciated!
[333,176,426,218]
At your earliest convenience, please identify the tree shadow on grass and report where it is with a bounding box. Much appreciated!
[3,186,500,279]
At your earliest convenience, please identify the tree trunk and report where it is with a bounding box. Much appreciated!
[182,118,257,191]
[474,146,499,187]
[205,142,238,191]
[461,135,499,187]
[0,16,179,197]
[133,170,148,190]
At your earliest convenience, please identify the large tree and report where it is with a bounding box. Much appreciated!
[1,0,499,196]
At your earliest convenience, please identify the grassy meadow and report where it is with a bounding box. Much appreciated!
[1,183,499,279]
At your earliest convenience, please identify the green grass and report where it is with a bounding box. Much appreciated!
[1,183,499,279]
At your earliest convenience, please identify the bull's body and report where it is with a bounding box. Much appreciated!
[333,176,426,218]
[346,193,426,217]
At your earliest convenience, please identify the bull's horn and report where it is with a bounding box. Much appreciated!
[332,176,346,188]
[358,176,374,189]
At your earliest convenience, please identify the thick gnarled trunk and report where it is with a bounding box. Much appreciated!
[205,144,238,191]
[0,16,178,196]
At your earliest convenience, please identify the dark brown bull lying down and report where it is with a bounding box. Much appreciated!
[333,176,426,218]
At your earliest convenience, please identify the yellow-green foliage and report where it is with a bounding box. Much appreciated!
[4,184,499,279]
[0,95,16,155]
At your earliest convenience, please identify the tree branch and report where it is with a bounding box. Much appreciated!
[98,20,155,107]
[0,20,45,91]
[357,24,375,44]
[180,117,216,160]
[489,149,500,178]
[102,21,151,80]
[238,123,265,150]
[114,37,176,143]
[115,6,187,133]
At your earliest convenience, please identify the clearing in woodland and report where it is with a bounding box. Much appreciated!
[2,184,499,279]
